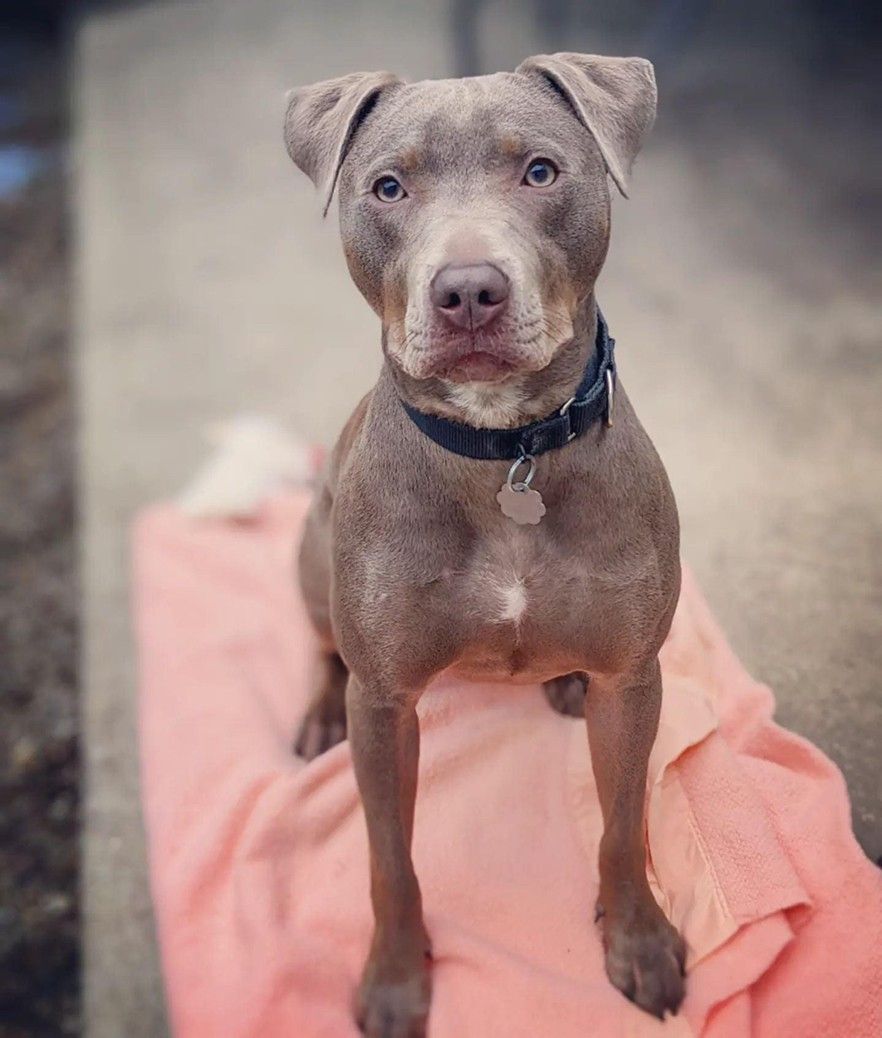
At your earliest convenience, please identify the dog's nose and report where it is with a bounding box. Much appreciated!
[430,263,510,330]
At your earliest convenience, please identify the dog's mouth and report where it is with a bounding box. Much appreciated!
[391,307,568,384]
[423,331,528,383]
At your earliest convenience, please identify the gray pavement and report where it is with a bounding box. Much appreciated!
[76,1,881,1033]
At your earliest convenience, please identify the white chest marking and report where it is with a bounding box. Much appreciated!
[497,578,528,624]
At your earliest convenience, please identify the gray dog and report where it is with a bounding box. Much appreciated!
[286,52,685,1037]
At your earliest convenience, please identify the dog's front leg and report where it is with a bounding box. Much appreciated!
[347,676,431,1038]
[586,657,686,1019]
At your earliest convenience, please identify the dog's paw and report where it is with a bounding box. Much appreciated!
[599,901,686,1020]
[293,702,346,761]
[355,944,432,1038]
[543,673,587,717]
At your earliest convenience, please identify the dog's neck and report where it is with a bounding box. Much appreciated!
[387,296,600,430]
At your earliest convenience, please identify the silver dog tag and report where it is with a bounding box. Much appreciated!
[497,482,546,525]
[498,453,545,524]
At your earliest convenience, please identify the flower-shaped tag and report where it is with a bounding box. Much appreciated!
[496,482,546,525]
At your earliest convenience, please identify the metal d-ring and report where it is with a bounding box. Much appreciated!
[559,396,577,441]
[605,369,615,427]
[506,453,536,492]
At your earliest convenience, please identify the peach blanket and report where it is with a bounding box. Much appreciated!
[134,492,882,1037]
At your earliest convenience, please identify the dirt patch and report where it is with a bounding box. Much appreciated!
[0,28,78,1038]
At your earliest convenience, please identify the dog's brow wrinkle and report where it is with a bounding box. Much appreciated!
[365,151,399,170]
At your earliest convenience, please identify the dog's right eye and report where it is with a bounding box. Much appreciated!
[373,176,407,203]
[523,159,558,188]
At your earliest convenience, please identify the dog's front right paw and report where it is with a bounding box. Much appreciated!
[599,899,686,1020]
[355,948,431,1038]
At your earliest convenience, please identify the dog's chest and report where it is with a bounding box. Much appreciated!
[442,524,607,678]
[461,529,550,627]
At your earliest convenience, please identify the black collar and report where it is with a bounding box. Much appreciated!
[400,310,615,461]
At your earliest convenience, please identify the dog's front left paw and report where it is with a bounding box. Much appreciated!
[355,942,432,1038]
[599,900,686,1020]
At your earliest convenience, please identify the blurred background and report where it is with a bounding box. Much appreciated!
[0,0,879,1034]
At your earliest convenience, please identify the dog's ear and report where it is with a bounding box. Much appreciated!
[516,53,656,197]
[285,71,401,216]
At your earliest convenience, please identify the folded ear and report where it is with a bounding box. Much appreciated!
[285,70,401,216]
[516,53,656,197]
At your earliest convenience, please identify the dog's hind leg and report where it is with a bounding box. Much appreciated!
[294,649,348,760]
[543,672,588,717]
[294,480,349,760]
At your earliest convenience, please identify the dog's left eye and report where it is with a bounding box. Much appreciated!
[523,159,558,188]
[373,176,407,203]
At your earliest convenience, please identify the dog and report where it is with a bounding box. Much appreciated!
[285,53,685,1036]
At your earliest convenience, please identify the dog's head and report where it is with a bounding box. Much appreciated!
[286,54,655,389]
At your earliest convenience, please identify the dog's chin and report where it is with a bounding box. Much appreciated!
[439,351,515,384]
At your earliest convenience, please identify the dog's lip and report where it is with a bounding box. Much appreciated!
[440,350,516,383]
